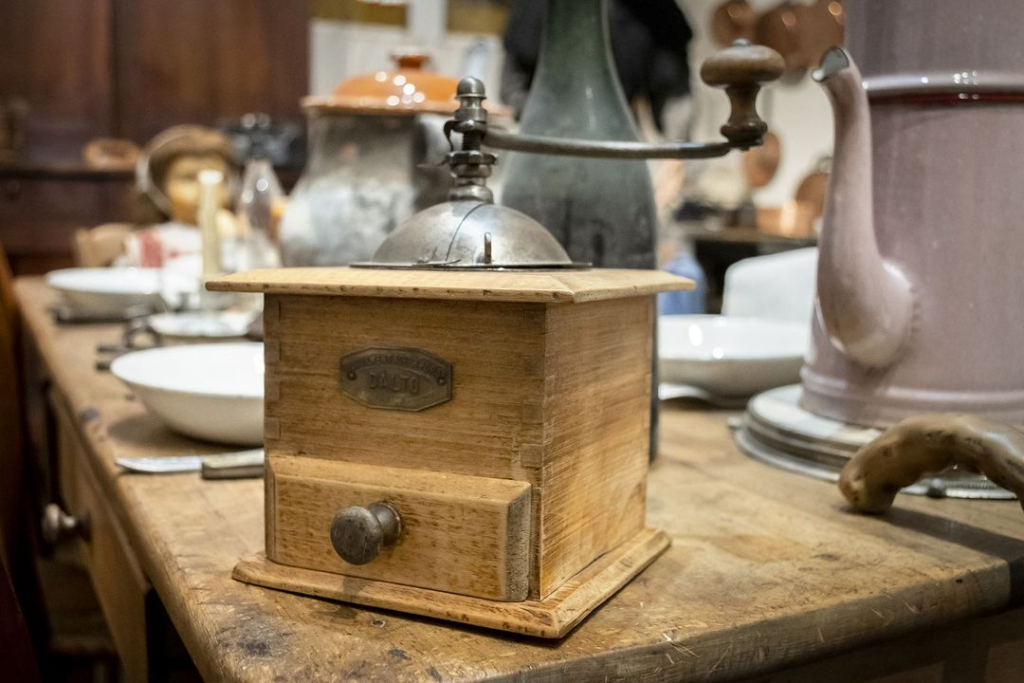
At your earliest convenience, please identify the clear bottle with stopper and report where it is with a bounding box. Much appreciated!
[236,140,284,271]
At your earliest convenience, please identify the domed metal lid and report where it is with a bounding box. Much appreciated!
[354,200,586,270]
[352,77,587,271]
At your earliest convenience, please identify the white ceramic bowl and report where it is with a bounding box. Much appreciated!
[147,311,254,340]
[46,267,196,316]
[658,315,809,398]
[111,343,264,446]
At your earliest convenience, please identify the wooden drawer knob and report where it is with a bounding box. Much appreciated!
[330,501,401,565]
[700,40,785,147]
[41,503,90,546]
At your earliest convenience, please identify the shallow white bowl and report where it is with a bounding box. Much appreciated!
[658,315,809,398]
[111,343,264,446]
[46,267,196,316]
[147,311,254,340]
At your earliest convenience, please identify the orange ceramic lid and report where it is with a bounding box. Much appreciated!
[303,51,459,116]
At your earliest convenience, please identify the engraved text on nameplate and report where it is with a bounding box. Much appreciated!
[340,348,452,411]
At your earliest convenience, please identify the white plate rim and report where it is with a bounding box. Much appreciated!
[146,311,254,339]
[46,267,170,295]
[110,342,265,400]
[658,314,809,364]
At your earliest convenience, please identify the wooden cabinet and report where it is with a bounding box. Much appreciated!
[112,0,308,144]
[0,0,116,160]
[51,388,151,682]
[0,0,307,155]
[0,167,136,274]
[0,0,309,274]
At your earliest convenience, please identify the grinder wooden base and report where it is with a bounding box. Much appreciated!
[233,527,669,638]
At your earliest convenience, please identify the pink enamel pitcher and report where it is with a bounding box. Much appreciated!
[801,0,1024,426]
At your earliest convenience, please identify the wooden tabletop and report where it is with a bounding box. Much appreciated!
[16,276,1024,683]
[677,223,817,248]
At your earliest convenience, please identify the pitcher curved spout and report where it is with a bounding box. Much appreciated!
[813,47,913,368]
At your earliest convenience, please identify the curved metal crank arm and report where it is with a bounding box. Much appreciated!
[450,40,784,161]
[473,125,738,159]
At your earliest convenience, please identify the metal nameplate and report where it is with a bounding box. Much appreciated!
[340,348,452,411]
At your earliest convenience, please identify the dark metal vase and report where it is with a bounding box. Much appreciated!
[501,0,661,458]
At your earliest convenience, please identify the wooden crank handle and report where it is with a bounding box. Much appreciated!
[700,40,785,147]
[839,414,1024,514]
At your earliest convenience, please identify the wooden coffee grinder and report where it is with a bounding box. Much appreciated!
[210,42,783,637]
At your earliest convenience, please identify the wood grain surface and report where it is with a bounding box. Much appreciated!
[16,276,1024,682]
[265,291,655,604]
[263,294,550,482]
[237,527,669,639]
[51,389,150,681]
[535,296,652,595]
[208,267,693,304]
[268,456,533,601]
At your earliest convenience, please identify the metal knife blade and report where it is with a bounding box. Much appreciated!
[116,449,264,479]
[115,455,202,473]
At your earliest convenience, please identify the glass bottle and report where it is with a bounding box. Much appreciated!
[236,149,284,271]
[501,0,662,458]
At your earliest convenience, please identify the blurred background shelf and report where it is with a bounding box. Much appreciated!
[0,0,309,275]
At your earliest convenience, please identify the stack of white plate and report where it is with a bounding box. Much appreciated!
[147,311,255,341]
[658,315,809,403]
[47,267,197,317]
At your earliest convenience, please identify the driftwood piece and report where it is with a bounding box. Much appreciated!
[839,414,1024,514]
